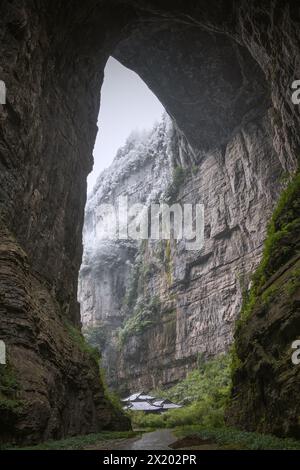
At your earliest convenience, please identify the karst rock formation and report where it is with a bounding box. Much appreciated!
[0,0,299,443]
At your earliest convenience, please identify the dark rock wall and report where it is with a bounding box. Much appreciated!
[0,0,299,441]
[228,256,300,438]
[0,226,129,444]
[114,24,268,155]
[0,0,131,443]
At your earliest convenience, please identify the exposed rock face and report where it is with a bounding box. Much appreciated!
[0,226,129,444]
[0,0,131,444]
[0,0,299,441]
[80,109,284,393]
[228,256,300,438]
[79,118,173,382]
[227,172,300,437]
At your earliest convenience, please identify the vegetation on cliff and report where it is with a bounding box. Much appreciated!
[164,166,188,203]
[237,171,300,328]
[118,296,161,345]
[65,320,100,364]
[65,320,128,422]
[228,170,300,436]
[83,323,108,351]
[0,363,23,414]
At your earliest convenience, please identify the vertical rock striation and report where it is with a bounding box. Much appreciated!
[80,109,284,393]
[1,0,299,441]
[0,0,131,444]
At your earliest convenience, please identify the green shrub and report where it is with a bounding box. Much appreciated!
[164,166,188,203]
[64,320,100,364]
[261,284,279,307]
[284,267,300,296]
[64,322,124,413]
[153,354,230,404]
[0,363,23,413]
[119,296,161,345]
[6,431,140,450]
[175,425,300,450]
[237,171,300,326]
[256,171,300,285]
[99,367,123,412]
[123,261,141,309]
[83,323,107,351]
[229,344,243,376]
[131,355,231,429]
[132,395,226,430]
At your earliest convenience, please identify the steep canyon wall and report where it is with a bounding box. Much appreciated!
[79,112,284,393]
[0,0,299,442]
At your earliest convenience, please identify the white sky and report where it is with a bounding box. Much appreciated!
[87,57,165,192]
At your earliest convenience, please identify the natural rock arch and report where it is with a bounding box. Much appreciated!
[0,0,299,443]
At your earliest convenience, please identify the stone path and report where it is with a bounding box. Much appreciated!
[86,429,221,450]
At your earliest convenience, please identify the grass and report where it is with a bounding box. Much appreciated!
[5,431,140,450]
[131,355,231,430]
[174,425,300,450]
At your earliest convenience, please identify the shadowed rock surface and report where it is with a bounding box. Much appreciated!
[80,111,283,393]
[0,0,299,442]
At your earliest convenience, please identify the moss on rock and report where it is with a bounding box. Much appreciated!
[228,171,300,437]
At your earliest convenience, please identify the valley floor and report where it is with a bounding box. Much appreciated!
[5,426,300,451]
[85,429,224,450]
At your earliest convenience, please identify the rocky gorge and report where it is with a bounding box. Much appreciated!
[79,111,284,394]
[0,0,299,444]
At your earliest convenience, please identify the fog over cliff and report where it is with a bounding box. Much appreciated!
[1,0,299,444]
[79,108,283,394]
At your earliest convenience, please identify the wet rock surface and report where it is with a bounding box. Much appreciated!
[80,113,283,393]
[0,0,299,441]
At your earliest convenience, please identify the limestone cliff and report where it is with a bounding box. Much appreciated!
[1,0,300,442]
[79,116,173,385]
[80,108,284,393]
[0,226,129,445]
[227,172,300,437]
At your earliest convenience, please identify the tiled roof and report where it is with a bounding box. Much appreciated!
[122,392,182,412]
[152,399,165,407]
[122,392,143,402]
[127,401,163,411]
[162,403,182,409]
[138,394,156,401]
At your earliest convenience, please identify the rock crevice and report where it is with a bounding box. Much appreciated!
[0,0,299,441]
